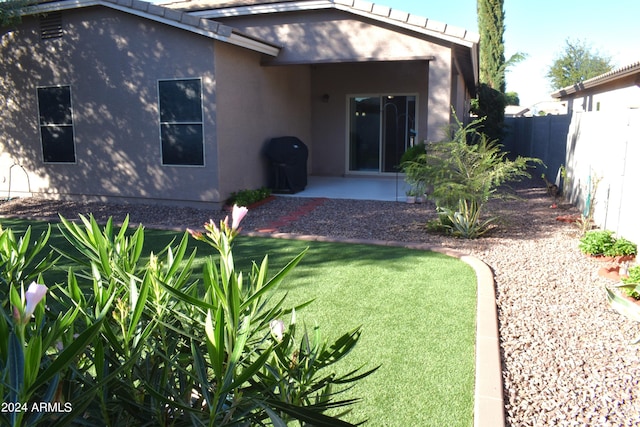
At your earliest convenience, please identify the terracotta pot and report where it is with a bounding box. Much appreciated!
[598,265,629,281]
[589,254,636,263]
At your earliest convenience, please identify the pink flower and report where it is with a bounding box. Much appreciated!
[24,282,47,320]
[231,205,248,230]
[187,228,203,239]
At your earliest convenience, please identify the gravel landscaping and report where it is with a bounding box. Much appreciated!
[0,180,638,426]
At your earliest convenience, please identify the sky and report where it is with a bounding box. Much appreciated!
[385,0,640,107]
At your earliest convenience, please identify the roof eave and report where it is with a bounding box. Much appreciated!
[551,61,640,99]
[188,0,480,48]
[22,0,280,56]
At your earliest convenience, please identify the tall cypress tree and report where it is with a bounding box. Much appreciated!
[474,0,507,141]
[477,0,506,92]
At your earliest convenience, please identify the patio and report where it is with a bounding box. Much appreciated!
[279,175,412,202]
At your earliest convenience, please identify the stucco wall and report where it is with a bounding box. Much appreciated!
[215,9,455,175]
[0,7,222,205]
[214,9,445,64]
[214,43,311,196]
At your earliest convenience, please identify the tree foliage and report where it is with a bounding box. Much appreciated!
[504,91,520,106]
[0,0,30,27]
[546,38,614,90]
[475,0,526,139]
[477,0,506,92]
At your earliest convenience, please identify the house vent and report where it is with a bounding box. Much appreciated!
[40,12,63,39]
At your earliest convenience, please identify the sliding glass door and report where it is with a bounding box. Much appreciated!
[348,95,416,173]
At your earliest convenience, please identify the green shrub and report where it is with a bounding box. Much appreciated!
[437,199,497,239]
[578,230,615,256]
[1,210,374,426]
[621,265,640,299]
[401,112,540,238]
[227,186,272,207]
[579,230,637,257]
[608,265,640,344]
[607,237,638,257]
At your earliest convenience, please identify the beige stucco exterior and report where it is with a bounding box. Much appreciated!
[0,0,477,206]
[1,6,225,206]
[214,43,311,188]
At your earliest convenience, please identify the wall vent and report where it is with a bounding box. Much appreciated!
[40,12,63,39]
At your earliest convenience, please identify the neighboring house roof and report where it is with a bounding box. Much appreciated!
[551,60,640,99]
[162,0,479,86]
[21,0,281,55]
[504,105,530,117]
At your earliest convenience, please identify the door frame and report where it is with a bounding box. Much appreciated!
[345,93,418,175]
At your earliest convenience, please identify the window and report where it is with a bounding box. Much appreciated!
[158,79,204,166]
[37,85,76,163]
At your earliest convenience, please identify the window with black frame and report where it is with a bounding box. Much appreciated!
[158,79,204,166]
[37,85,76,163]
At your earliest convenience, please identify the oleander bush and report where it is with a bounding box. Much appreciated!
[0,207,374,426]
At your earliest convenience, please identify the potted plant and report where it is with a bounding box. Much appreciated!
[405,189,416,204]
[400,142,427,204]
[619,265,640,302]
[607,237,638,262]
[579,230,637,262]
[607,265,640,343]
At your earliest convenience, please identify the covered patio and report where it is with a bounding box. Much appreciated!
[279,175,412,202]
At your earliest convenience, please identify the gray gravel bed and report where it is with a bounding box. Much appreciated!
[0,183,639,426]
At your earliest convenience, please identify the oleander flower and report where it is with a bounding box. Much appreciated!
[187,228,203,239]
[14,282,48,325]
[269,319,285,342]
[231,205,248,230]
[24,282,48,319]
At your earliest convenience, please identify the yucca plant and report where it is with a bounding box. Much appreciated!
[437,199,497,239]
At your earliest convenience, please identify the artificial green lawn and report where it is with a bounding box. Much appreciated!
[1,218,477,427]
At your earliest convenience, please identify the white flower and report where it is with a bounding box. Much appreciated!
[24,282,48,319]
[14,282,48,325]
[269,319,285,342]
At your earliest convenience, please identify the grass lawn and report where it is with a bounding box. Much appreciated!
[1,218,477,427]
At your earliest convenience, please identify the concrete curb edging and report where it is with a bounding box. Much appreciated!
[244,231,505,427]
[459,254,505,427]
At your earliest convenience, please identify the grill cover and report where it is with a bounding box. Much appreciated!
[264,136,308,193]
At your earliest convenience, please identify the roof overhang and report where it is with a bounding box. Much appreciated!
[551,61,640,99]
[21,0,281,56]
[168,0,479,88]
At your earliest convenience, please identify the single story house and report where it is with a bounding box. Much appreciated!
[551,61,640,114]
[0,0,478,207]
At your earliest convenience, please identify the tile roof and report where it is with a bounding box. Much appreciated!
[163,0,480,47]
[551,61,640,98]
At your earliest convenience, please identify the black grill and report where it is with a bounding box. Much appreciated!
[264,136,308,193]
